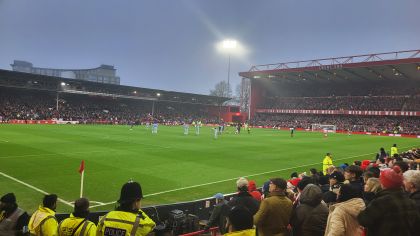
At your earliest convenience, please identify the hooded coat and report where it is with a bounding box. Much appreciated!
[290,184,329,236]
[324,198,365,236]
[248,180,262,202]
[357,189,420,236]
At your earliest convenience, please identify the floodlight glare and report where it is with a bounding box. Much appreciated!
[222,39,237,49]
[156,93,161,97]
[61,82,66,86]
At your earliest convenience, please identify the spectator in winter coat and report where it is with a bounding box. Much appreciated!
[362,177,381,205]
[0,193,30,236]
[206,193,229,234]
[344,165,364,193]
[403,170,420,213]
[324,184,365,236]
[322,171,344,205]
[254,178,292,236]
[293,177,314,208]
[358,166,420,236]
[290,184,328,236]
[228,177,260,215]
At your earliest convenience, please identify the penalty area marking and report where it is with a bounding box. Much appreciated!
[0,171,73,207]
[90,147,414,209]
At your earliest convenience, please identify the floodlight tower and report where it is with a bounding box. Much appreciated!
[152,93,161,117]
[221,39,237,97]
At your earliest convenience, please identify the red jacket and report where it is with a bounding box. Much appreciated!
[248,180,262,201]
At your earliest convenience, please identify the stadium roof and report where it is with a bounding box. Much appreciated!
[239,50,420,84]
[0,69,230,105]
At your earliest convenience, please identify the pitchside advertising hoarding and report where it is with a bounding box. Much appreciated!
[256,109,420,117]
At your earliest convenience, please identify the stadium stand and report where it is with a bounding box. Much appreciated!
[0,70,225,125]
[238,50,420,135]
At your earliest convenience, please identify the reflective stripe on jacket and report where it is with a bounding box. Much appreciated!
[58,214,96,236]
[96,210,155,236]
[28,206,58,236]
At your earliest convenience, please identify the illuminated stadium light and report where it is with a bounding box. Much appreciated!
[156,93,161,97]
[61,82,66,86]
[222,39,237,49]
[133,91,137,94]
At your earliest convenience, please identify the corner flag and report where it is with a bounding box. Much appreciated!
[79,160,85,197]
[78,160,85,174]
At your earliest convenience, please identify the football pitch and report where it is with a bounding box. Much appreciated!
[0,124,418,214]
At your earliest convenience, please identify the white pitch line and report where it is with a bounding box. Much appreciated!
[0,150,114,159]
[0,171,74,207]
[0,145,171,160]
[91,148,415,209]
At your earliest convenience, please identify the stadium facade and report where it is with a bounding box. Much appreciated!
[11,60,120,85]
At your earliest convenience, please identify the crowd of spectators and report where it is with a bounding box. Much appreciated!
[261,95,418,111]
[205,147,420,236]
[254,113,420,135]
[0,87,219,125]
[257,79,420,98]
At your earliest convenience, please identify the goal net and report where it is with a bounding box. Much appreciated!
[311,124,337,133]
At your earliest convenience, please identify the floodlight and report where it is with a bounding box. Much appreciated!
[222,39,237,49]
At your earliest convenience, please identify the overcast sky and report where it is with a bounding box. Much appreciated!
[0,0,419,95]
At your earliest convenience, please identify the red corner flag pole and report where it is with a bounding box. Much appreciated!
[78,160,85,198]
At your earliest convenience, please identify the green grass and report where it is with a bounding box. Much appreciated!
[0,124,418,214]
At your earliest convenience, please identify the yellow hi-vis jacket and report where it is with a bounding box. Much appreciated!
[391,146,398,157]
[224,229,256,236]
[96,210,155,236]
[28,206,58,236]
[57,214,96,236]
[323,156,333,175]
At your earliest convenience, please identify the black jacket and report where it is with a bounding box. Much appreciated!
[409,190,420,213]
[227,191,260,215]
[358,189,420,236]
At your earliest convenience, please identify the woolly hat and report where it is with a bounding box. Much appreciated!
[0,193,16,204]
[380,166,403,189]
[118,181,143,203]
[262,181,270,193]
